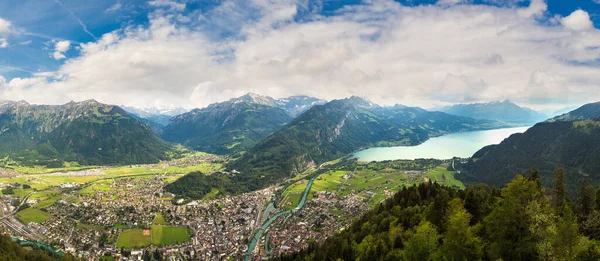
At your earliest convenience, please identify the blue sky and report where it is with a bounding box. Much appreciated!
[0,0,599,109]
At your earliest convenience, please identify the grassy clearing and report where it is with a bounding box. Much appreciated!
[151,226,189,246]
[117,226,189,248]
[423,165,465,189]
[116,229,152,248]
[16,208,52,224]
[153,213,169,225]
[33,194,61,209]
[41,175,104,184]
[78,181,113,195]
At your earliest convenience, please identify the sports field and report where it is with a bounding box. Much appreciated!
[117,226,189,248]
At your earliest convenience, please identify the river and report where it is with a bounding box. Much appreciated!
[353,126,531,161]
[245,177,315,261]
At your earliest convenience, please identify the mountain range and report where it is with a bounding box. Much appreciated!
[229,96,506,190]
[436,100,547,124]
[459,102,600,194]
[159,93,326,155]
[0,100,170,166]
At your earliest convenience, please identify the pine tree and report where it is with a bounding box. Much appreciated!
[595,188,600,211]
[404,221,440,261]
[579,184,595,220]
[441,198,483,260]
[484,175,541,260]
[553,166,566,213]
[529,168,541,189]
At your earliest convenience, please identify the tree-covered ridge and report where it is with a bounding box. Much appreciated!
[160,100,292,155]
[0,100,171,166]
[0,234,77,261]
[460,119,600,195]
[277,169,600,261]
[549,102,600,122]
[230,97,503,191]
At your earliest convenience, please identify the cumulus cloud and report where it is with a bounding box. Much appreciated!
[561,10,594,31]
[0,0,599,110]
[51,40,71,60]
[0,17,11,48]
[0,18,10,34]
[517,0,547,18]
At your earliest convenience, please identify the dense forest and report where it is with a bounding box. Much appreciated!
[460,119,600,195]
[0,234,76,261]
[277,168,600,261]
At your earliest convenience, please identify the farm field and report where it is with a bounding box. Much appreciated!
[16,208,53,224]
[117,226,189,248]
[151,226,189,246]
[423,165,465,189]
[280,162,465,209]
[116,229,152,248]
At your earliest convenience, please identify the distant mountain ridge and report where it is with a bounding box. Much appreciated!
[437,100,546,124]
[159,93,326,154]
[548,102,600,122]
[121,106,187,133]
[229,96,505,190]
[460,101,600,194]
[0,100,170,166]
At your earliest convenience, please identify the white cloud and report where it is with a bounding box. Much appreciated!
[19,40,32,46]
[561,9,594,31]
[0,38,7,48]
[105,3,122,13]
[0,0,599,110]
[0,18,10,34]
[52,51,66,60]
[55,40,71,53]
[517,0,547,18]
[436,0,471,7]
[51,40,71,60]
[148,0,185,11]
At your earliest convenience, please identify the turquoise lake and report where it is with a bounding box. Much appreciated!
[353,126,531,161]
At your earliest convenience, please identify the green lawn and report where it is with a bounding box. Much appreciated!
[117,226,189,248]
[116,229,152,248]
[33,195,61,209]
[151,226,189,246]
[16,208,52,224]
[152,213,169,225]
[423,166,465,189]
[78,181,113,195]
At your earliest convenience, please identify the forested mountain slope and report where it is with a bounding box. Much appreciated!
[0,100,170,166]
[230,97,503,190]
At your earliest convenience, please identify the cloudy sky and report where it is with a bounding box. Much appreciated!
[0,0,599,110]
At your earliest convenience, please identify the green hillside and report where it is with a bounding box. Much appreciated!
[230,97,503,191]
[459,119,600,195]
[0,100,171,167]
[160,100,292,155]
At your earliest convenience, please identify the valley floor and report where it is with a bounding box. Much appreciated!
[0,153,463,260]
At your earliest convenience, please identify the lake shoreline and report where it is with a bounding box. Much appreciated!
[353,126,531,162]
